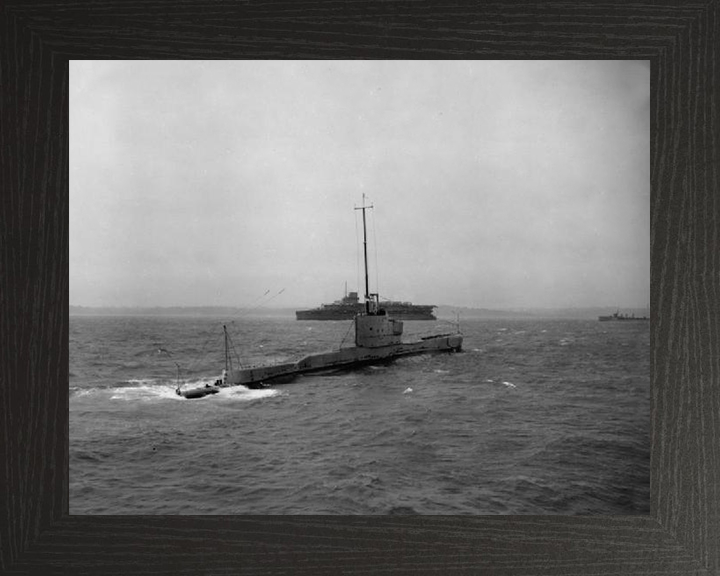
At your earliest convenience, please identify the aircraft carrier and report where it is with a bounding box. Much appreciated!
[296,290,436,320]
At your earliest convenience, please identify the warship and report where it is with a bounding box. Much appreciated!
[598,309,649,321]
[177,196,462,399]
[295,287,436,321]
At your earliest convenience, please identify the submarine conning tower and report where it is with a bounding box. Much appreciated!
[353,194,403,348]
[355,295,404,348]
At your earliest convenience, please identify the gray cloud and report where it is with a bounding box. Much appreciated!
[70,60,649,309]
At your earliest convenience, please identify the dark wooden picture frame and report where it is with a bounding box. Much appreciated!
[2,2,718,574]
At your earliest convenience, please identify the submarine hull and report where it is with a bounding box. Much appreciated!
[227,334,462,388]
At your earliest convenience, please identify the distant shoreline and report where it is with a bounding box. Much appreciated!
[69,306,292,318]
[70,305,650,321]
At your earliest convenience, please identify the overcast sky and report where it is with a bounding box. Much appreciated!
[70,60,649,309]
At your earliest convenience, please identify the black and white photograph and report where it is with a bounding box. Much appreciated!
[70,60,650,515]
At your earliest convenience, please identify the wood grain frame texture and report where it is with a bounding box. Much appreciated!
[1,1,718,574]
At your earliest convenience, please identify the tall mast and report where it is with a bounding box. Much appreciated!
[223,324,229,372]
[354,194,373,314]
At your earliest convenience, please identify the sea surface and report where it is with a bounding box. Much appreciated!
[70,315,650,515]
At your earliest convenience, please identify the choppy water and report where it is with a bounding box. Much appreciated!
[70,315,649,515]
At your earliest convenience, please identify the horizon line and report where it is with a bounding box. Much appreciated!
[69,303,651,311]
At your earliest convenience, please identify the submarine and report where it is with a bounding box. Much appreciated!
[176,196,462,399]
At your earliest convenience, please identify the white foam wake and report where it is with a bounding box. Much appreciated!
[110,383,184,401]
[220,387,280,401]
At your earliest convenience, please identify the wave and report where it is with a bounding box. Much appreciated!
[217,387,280,402]
[125,378,165,386]
[387,505,419,515]
[71,377,282,403]
[110,383,183,401]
